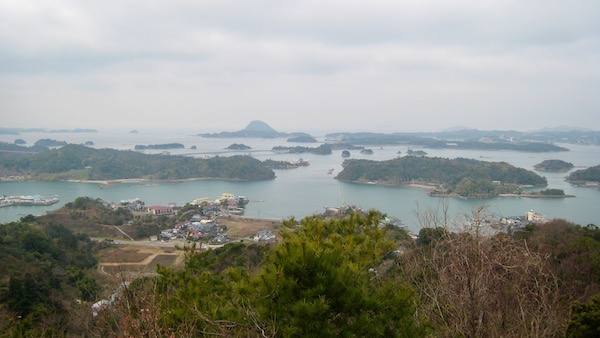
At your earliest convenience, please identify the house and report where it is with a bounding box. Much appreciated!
[147,205,174,215]
[253,230,276,242]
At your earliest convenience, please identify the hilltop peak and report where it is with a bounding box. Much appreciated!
[244,120,278,133]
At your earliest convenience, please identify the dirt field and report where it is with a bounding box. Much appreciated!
[216,215,282,239]
[98,245,184,278]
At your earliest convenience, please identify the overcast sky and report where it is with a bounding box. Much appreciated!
[1,0,599,133]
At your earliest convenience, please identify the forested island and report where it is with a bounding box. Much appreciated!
[326,131,569,152]
[0,143,275,181]
[567,164,600,185]
[272,144,332,155]
[226,143,252,150]
[534,159,574,172]
[134,143,185,150]
[336,156,548,198]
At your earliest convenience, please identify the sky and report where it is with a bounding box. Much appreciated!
[1,0,599,133]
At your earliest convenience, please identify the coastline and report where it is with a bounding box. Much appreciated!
[64,177,261,185]
[341,179,574,200]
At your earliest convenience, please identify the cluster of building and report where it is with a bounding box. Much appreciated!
[496,210,547,232]
[106,193,275,244]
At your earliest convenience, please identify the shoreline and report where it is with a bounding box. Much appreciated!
[64,177,260,185]
[341,179,575,200]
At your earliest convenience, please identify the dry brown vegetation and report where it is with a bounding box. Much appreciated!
[216,215,281,239]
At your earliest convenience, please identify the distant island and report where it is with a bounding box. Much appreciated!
[335,156,549,199]
[134,143,185,150]
[49,129,98,133]
[566,164,600,186]
[226,143,252,150]
[199,120,314,139]
[34,139,68,148]
[272,144,332,155]
[326,131,571,152]
[287,135,318,143]
[263,158,310,169]
[534,159,574,172]
[0,143,275,182]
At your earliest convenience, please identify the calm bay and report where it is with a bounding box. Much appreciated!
[1,129,599,232]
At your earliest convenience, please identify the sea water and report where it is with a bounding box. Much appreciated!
[1,129,599,232]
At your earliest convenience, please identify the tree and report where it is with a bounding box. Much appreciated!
[567,293,600,337]
[402,207,566,337]
[254,211,425,337]
[116,211,427,337]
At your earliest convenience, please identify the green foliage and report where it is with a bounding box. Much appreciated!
[0,219,99,335]
[122,211,425,337]
[567,294,600,337]
[541,188,565,196]
[254,211,424,337]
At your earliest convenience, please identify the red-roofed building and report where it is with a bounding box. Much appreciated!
[147,205,174,215]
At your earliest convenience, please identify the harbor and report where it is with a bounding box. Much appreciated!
[0,195,59,207]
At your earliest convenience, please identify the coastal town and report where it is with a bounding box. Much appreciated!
[103,193,278,245]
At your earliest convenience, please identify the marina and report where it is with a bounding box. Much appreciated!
[0,195,59,207]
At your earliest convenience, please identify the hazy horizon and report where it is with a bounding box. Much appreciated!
[1,1,599,132]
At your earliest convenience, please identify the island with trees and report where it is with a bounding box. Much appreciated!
[335,156,549,198]
[0,143,275,181]
[534,159,574,172]
[272,144,332,155]
[326,131,570,152]
[225,143,252,150]
[134,143,185,150]
[566,164,600,186]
